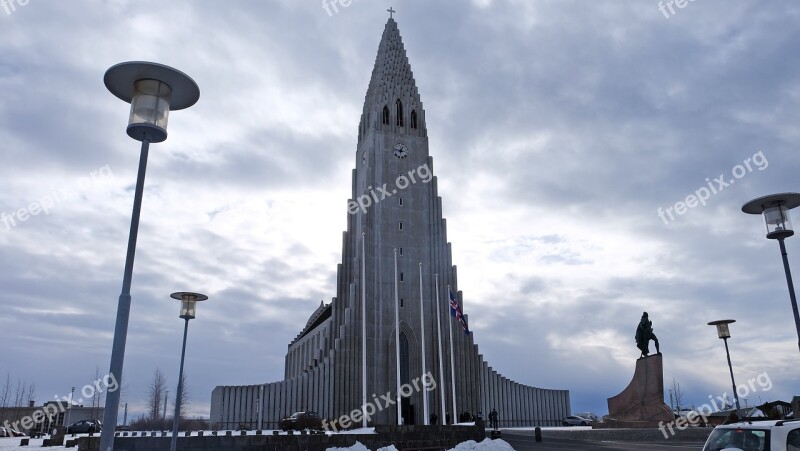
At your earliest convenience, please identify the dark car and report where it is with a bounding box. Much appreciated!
[67,419,102,434]
[279,411,323,431]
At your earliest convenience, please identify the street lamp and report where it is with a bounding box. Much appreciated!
[65,387,75,428]
[169,292,208,451]
[708,320,742,416]
[742,193,800,353]
[100,61,199,451]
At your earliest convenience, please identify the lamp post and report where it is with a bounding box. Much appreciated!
[708,320,741,416]
[100,62,200,451]
[169,292,208,451]
[742,193,800,353]
[65,387,75,427]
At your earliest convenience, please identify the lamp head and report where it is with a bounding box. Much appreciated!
[742,193,800,240]
[708,319,735,339]
[105,62,199,143]
[170,292,208,320]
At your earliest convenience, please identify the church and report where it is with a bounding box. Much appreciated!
[210,15,570,429]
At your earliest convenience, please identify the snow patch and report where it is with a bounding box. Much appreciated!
[447,438,515,451]
[325,442,398,451]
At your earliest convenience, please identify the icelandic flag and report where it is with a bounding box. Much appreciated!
[449,289,470,335]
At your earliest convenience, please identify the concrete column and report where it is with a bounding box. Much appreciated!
[526,386,533,426]
[499,379,506,427]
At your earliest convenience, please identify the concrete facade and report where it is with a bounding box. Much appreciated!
[211,17,569,430]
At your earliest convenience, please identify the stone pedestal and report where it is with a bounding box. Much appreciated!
[599,354,673,428]
[42,426,66,447]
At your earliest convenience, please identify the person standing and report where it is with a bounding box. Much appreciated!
[489,408,499,430]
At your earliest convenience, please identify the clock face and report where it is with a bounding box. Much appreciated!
[393,143,409,159]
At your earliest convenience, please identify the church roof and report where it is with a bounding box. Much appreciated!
[362,18,423,120]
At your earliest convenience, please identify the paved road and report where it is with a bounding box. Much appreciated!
[500,430,705,451]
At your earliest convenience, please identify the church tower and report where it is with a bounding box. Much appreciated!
[335,16,471,425]
[211,16,570,429]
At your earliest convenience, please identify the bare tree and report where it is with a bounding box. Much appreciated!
[670,378,685,413]
[8,378,35,422]
[25,382,35,407]
[90,367,105,420]
[0,373,11,423]
[173,373,190,421]
[146,369,168,422]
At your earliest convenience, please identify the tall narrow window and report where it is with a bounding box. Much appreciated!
[399,197,403,206]
[410,110,418,129]
[399,222,403,231]
[400,272,404,282]
[399,332,410,382]
[395,99,404,127]
[399,247,403,256]
[382,105,390,125]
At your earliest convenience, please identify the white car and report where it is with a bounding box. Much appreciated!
[562,415,592,426]
[702,419,800,451]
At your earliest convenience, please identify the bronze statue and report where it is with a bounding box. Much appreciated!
[635,312,660,358]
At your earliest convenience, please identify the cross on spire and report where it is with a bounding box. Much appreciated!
[387,7,395,19]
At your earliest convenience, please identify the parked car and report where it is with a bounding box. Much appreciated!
[702,418,800,451]
[67,419,102,434]
[562,415,592,426]
[575,412,600,422]
[279,411,323,431]
[0,427,25,437]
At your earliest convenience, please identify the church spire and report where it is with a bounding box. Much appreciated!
[359,17,426,140]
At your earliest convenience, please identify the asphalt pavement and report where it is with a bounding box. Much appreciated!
[500,430,706,451]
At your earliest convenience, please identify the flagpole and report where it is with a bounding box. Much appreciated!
[448,285,457,423]
[394,248,401,425]
[361,232,367,428]
[435,275,446,425]
[419,263,428,425]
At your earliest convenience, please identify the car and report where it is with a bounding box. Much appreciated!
[66,419,102,434]
[702,419,800,451]
[1,427,25,437]
[279,411,323,431]
[562,415,592,426]
[575,412,600,422]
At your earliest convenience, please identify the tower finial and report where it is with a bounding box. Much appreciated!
[387,7,395,19]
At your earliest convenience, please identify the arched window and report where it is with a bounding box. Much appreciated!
[399,332,409,384]
[382,106,390,125]
[410,110,418,129]
[395,99,404,127]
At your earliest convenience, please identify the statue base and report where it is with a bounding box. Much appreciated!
[596,353,674,429]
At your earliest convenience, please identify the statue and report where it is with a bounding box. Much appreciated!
[635,312,660,358]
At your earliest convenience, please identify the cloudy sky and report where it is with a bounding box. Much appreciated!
[1,0,798,420]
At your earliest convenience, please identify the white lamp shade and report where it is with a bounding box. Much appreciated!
[180,294,197,319]
[763,205,794,240]
[127,79,172,143]
[715,322,730,339]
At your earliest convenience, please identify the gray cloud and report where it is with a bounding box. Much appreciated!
[0,0,798,421]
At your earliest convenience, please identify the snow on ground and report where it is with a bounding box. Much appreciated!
[329,427,377,435]
[0,437,67,450]
[326,442,398,451]
[446,438,515,451]
[1,433,514,451]
[325,438,514,451]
